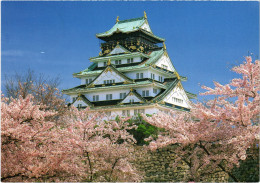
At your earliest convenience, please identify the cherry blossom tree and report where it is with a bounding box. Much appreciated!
[1,94,142,182]
[4,69,67,119]
[143,56,259,182]
[1,95,72,182]
[61,107,143,182]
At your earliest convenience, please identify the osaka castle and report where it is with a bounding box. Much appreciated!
[62,12,196,117]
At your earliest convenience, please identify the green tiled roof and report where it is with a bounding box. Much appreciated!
[75,49,164,77]
[144,49,164,65]
[152,79,179,102]
[96,17,145,37]
[159,103,190,112]
[96,17,165,42]
[185,91,197,99]
[89,52,150,62]
[62,79,167,94]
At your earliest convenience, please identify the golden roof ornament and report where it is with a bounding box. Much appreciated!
[144,11,147,19]
[107,59,111,65]
[116,16,119,23]
[175,71,180,80]
[130,88,133,92]
[163,42,167,50]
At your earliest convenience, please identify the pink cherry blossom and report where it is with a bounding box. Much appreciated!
[143,56,259,182]
[2,95,142,182]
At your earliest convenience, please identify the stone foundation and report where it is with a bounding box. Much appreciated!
[133,145,259,182]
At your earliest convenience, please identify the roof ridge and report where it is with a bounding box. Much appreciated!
[118,17,144,24]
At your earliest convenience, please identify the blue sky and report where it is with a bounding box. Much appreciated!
[1,1,259,101]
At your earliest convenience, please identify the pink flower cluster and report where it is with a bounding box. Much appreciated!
[1,95,142,182]
[143,57,259,182]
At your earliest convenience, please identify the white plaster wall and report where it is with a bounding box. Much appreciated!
[85,89,130,101]
[155,54,175,72]
[163,86,191,108]
[112,56,142,65]
[148,70,167,82]
[97,62,105,67]
[124,69,167,82]
[124,70,149,79]
[81,77,95,85]
[104,106,159,119]
[135,86,160,97]
[95,57,142,67]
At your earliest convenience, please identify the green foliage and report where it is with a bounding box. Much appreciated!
[228,147,259,182]
[127,114,160,146]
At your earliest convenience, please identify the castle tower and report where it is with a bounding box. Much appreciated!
[62,12,196,117]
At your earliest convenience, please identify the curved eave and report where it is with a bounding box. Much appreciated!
[139,29,165,42]
[90,52,150,62]
[96,28,139,38]
[96,17,146,37]
[62,81,167,95]
[185,91,197,99]
[73,64,180,78]
[90,102,154,110]
[96,28,165,43]
[158,103,191,112]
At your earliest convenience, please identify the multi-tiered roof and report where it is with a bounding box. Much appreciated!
[63,12,196,113]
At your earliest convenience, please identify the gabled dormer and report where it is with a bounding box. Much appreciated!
[72,94,93,108]
[87,61,133,87]
[121,88,146,104]
[153,47,176,72]
[109,44,130,55]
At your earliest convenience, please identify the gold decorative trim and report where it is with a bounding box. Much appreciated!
[129,45,136,50]
[89,83,95,88]
[123,81,131,84]
[116,16,119,23]
[104,49,110,54]
[107,59,111,65]
[144,11,147,19]
[175,71,180,80]
[163,51,169,57]
[163,42,166,50]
